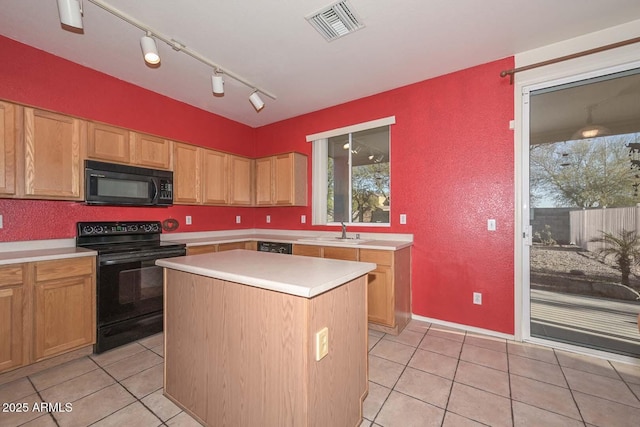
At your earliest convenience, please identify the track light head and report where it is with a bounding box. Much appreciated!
[212,73,224,95]
[57,0,83,30]
[140,33,160,65]
[249,91,265,112]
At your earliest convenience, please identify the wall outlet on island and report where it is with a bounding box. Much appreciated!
[236,215,241,224]
[315,327,329,361]
[185,215,192,225]
[473,292,482,305]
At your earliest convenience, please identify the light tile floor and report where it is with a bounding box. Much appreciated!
[1,320,639,426]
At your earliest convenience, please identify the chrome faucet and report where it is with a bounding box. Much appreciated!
[340,222,347,239]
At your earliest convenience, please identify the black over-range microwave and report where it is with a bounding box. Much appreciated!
[85,160,174,206]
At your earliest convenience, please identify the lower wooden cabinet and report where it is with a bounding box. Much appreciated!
[33,258,95,362]
[292,244,411,333]
[0,257,96,374]
[0,265,27,373]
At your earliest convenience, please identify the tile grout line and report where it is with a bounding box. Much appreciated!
[552,348,587,426]
[24,375,58,427]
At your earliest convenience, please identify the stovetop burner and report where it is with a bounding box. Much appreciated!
[76,221,185,255]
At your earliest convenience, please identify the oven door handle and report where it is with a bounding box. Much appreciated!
[99,249,186,265]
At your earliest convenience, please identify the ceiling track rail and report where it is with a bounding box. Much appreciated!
[500,36,640,84]
[87,0,277,100]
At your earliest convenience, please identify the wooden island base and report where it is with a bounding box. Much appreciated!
[163,269,368,427]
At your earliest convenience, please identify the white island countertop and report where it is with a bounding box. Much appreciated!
[156,249,376,298]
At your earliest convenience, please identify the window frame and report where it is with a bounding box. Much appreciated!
[307,116,395,226]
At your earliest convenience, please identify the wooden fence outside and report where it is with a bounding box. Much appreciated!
[570,205,640,251]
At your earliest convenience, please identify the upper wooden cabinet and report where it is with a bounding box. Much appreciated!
[87,122,171,170]
[0,101,16,196]
[131,132,172,170]
[87,122,130,164]
[229,155,253,205]
[174,143,254,206]
[202,149,228,205]
[173,142,202,204]
[255,152,307,206]
[22,108,85,200]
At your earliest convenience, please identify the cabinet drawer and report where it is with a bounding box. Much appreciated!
[0,265,24,286]
[292,245,322,257]
[359,249,393,267]
[36,257,94,282]
[187,245,218,255]
[323,247,358,261]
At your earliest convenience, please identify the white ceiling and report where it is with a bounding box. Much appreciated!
[1,0,640,128]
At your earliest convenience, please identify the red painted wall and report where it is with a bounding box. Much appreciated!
[254,58,516,334]
[0,36,256,240]
[0,35,516,334]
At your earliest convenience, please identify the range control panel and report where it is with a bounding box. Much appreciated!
[77,221,162,236]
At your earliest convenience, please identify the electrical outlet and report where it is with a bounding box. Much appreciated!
[301,214,306,224]
[487,219,496,231]
[266,215,271,223]
[400,214,407,224]
[235,215,241,224]
[0,214,3,229]
[473,292,482,305]
[185,215,192,225]
[315,327,329,361]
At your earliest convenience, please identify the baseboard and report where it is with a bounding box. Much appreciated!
[411,314,516,341]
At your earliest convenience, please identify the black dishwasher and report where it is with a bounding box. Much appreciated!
[257,241,292,254]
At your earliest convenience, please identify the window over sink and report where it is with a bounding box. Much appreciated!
[307,116,394,226]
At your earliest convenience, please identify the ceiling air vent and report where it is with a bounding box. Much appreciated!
[306,1,364,42]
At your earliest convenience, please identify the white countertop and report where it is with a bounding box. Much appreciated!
[164,231,412,251]
[0,247,97,265]
[156,249,377,298]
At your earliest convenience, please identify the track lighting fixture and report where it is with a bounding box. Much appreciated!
[64,0,276,112]
[140,32,160,65]
[57,0,84,30]
[249,91,265,112]
[211,71,224,95]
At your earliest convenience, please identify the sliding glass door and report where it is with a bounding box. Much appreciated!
[525,67,640,358]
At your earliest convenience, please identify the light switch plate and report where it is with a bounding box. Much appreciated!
[487,219,496,231]
[400,214,407,225]
[315,327,329,361]
[473,292,482,305]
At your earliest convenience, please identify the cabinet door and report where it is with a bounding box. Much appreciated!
[0,265,26,373]
[0,101,16,196]
[23,108,84,199]
[87,122,130,164]
[255,157,273,205]
[202,150,228,205]
[173,143,202,204]
[132,133,172,170]
[274,153,307,206]
[367,267,394,327]
[273,153,294,205]
[229,155,253,205]
[33,273,94,361]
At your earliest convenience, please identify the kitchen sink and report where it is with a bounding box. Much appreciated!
[297,236,372,244]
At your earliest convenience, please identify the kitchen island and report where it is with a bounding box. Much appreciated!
[156,249,376,427]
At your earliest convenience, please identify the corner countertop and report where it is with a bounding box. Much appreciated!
[157,249,377,298]
[162,229,413,251]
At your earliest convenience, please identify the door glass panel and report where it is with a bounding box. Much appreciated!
[528,68,640,358]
